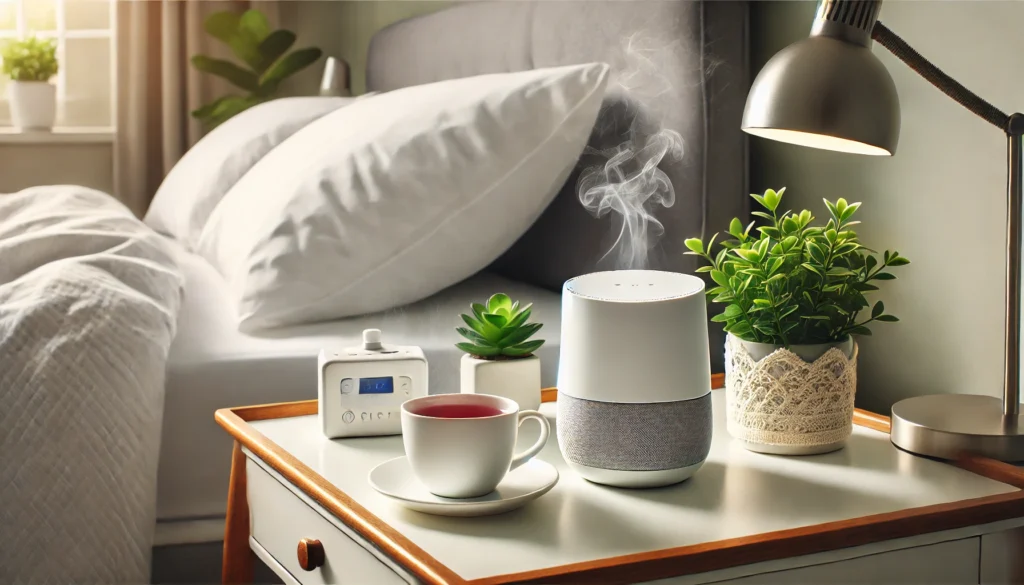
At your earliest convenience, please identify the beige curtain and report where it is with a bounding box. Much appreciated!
[114,1,280,216]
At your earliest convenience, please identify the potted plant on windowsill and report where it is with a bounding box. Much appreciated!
[457,293,545,411]
[1,36,58,131]
[686,188,909,455]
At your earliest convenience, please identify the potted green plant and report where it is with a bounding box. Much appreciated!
[1,36,58,130]
[686,188,909,455]
[457,293,546,410]
[191,9,322,128]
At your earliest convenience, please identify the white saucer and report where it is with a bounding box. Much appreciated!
[368,457,558,517]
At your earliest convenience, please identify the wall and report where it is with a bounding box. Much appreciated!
[0,144,113,194]
[281,0,449,95]
[751,1,1022,413]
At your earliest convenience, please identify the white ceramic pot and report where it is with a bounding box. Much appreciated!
[460,354,541,411]
[725,333,858,456]
[9,81,56,130]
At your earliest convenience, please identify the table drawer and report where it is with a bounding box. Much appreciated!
[707,537,980,584]
[246,459,410,585]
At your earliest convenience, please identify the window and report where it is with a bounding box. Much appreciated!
[0,0,114,128]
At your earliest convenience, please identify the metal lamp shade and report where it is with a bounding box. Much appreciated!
[742,36,901,156]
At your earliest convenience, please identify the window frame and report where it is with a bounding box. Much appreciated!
[0,0,116,130]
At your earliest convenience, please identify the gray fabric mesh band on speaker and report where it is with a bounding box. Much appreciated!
[557,393,712,472]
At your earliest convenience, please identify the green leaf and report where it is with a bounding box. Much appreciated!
[498,322,542,347]
[503,339,545,357]
[825,228,838,244]
[801,315,831,321]
[826,267,855,277]
[807,242,826,264]
[876,314,900,322]
[751,211,774,221]
[462,314,500,341]
[505,307,532,331]
[762,188,781,211]
[684,238,704,254]
[854,282,880,292]
[888,255,911,266]
[734,248,760,262]
[758,226,782,239]
[258,47,323,92]
[456,327,492,346]
[750,193,768,211]
[729,217,744,238]
[191,56,260,91]
[726,321,754,339]
[456,342,502,357]
[801,262,823,278]
[471,302,488,321]
[482,313,508,329]
[710,270,730,287]
[849,325,873,336]
[841,201,862,222]
[824,199,840,223]
[255,30,297,73]
[204,11,242,44]
[239,9,272,42]
[487,293,513,313]
[710,312,731,323]
[192,95,261,127]
[872,301,884,318]
[781,216,799,234]
[724,304,743,319]
[873,272,897,280]
[753,298,772,307]
[695,266,713,274]
[768,257,784,275]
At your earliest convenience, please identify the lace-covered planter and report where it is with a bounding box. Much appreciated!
[725,334,858,455]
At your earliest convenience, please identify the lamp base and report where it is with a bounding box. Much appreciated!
[890,394,1024,462]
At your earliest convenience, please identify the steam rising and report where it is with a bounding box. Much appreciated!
[577,34,686,270]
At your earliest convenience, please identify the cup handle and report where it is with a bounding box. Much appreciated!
[509,410,550,472]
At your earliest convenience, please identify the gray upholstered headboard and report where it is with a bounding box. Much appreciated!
[367,1,749,368]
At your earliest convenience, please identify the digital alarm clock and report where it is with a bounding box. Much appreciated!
[318,329,428,438]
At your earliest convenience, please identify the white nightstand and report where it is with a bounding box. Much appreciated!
[215,385,1024,585]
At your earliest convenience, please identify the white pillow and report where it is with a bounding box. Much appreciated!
[144,96,357,250]
[198,63,610,331]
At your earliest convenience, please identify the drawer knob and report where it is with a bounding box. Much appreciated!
[297,538,325,571]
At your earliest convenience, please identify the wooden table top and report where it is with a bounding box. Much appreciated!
[216,382,1024,585]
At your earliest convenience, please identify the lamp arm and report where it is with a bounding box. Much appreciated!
[872,21,1011,132]
[874,19,1024,417]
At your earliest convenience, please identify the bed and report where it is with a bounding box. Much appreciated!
[152,0,748,579]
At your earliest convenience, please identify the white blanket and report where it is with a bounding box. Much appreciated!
[0,187,182,583]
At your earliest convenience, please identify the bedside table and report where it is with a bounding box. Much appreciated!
[215,384,1024,585]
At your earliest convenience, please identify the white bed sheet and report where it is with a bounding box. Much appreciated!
[156,240,562,535]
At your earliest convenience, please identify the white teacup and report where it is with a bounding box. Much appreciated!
[401,393,550,498]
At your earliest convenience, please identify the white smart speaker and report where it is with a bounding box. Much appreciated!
[557,270,713,488]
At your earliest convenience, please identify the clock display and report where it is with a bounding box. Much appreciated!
[359,376,394,394]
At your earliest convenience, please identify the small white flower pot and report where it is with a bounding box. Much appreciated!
[725,334,858,456]
[9,81,56,130]
[460,354,541,411]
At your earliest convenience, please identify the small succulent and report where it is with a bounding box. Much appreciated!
[456,293,545,359]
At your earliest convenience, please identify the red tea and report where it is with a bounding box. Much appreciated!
[414,404,504,419]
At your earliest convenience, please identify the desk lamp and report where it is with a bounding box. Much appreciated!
[742,0,1024,461]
